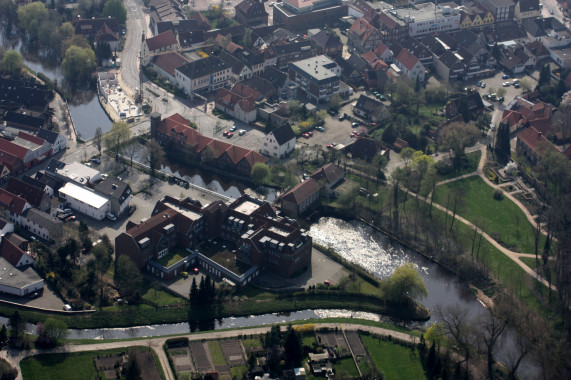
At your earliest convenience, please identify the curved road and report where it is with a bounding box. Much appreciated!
[3,323,417,380]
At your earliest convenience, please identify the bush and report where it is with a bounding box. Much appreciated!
[493,189,503,200]
[435,160,453,175]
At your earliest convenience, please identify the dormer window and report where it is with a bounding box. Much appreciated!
[164,223,175,234]
[138,237,151,248]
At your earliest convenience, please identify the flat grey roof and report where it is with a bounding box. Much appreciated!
[0,257,43,290]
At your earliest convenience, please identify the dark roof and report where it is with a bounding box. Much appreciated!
[45,159,66,174]
[176,57,229,79]
[218,51,247,75]
[518,0,539,11]
[4,112,45,130]
[439,50,464,69]
[273,40,314,56]
[259,66,288,88]
[354,95,385,114]
[346,53,368,71]
[311,163,344,186]
[0,188,28,216]
[178,31,205,47]
[24,208,62,231]
[235,0,268,17]
[281,178,321,205]
[6,177,45,209]
[269,124,295,145]
[21,175,46,191]
[73,17,120,35]
[34,171,63,191]
[36,129,60,144]
[0,78,52,110]
[145,30,177,51]
[243,75,278,99]
[346,137,386,161]
[95,177,131,202]
[310,30,343,50]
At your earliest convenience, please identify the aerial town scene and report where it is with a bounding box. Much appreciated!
[0,0,569,377]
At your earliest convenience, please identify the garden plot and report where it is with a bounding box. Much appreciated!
[169,348,193,373]
[189,341,213,373]
[345,331,367,356]
[220,340,246,366]
[136,352,163,380]
[317,331,349,350]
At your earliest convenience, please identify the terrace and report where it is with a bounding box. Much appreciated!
[157,248,191,268]
[197,240,252,275]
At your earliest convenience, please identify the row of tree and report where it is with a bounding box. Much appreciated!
[189,274,216,306]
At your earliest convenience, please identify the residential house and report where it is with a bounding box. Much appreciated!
[141,30,179,66]
[235,0,269,26]
[151,52,192,83]
[390,3,462,38]
[273,40,318,70]
[59,182,111,220]
[500,47,533,73]
[459,2,495,29]
[348,18,383,53]
[21,208,63,242]
[445,92,485,119]
[0,237,43,297]
[94,23,120,52]
[7,177,51,212]
[374,43,394,64]
[0,218,13,238]
[348,0,376,20]
[523,40,550,66]
[21,175,54,197]
[501,93,556,133]
[73,17,121,50]
[262,123,296,158]
[375,12,408,43]
[218,51,254,82]
[310,163,344,194]
[214,88,257,124]
[344,137,390,162]
[516,126,562,164]
[514,0,540,20]
[243,75,279,102]
[0,78,52,113]
[309,30,343,57]
[36,129,67,155]
[260,66,289,99]
[434,50,467,81]
[394,49,425,81]
[175,57,231,98]
[95,177,133,218]
[280,178,321,217]
[0,151,24,176]
[353,95,388,122]
[287,55,341,104]
[0,131,51,168]
[3,111,49,133]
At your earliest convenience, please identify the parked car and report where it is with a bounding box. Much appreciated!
[128,204,137,216]
[192,267,200,274]
[327,109,337,116]
[181,271,189,278]
[91,158,101,165]
[502,74,510,79]
[223,130,229,136]
[513,83,520,88]
[352,122,359,127]
[239,129,246,135]
[230,125,237,132]
[480,82,486,88]
[106,212,117,221]
[315,126,325,132]
[326,144,334,149]
[502,82,510,87]
[227,132,234,138]
[477,80,482,86]
[66,215,76,222]
[302,133,310,139]
[338,114,346,121]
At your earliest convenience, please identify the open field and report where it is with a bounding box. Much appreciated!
[435,151,481,182]
[433,176,545,253]
[334,357,360,378]
[361,335,425,380]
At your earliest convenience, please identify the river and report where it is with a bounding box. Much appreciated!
[0,34,112,140]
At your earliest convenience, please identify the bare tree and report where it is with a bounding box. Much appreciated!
[94,126,103,157]
[123,142,140,167]
[144,140,166,177]
[436,305,478,373]
[478,309,508,379]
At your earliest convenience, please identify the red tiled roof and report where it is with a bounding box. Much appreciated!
[517,127,560,154]
[361,51,377,64]
[371,60,388,70]
[281,178,320,205]
[0,138,28,160]
[395,48,419,71]
[349,18,376,41]
[231,82,261,100]
[501,110,523,128]
[152,52,191,76]
[6,177,44,209]
[0,188,29,215]
[145,30,177,51]
[378,12,398,28]
[374,43,389,56]
[0,238,30,267]
[17,131,45,146]
[215,88,256,113]
[216,35,243,54]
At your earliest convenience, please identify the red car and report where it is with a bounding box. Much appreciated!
[66,215,76,222]
[192,267,199,274]
[307,131,313,137]
[302,133,310,139]
[223,130,229,136]
[326,144,334,149]
[227,132,234,138]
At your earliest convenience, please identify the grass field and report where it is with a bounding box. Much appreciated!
[334,358,360,378]
[520,257,538,270]
[361,335,425,380]
[230,366,248,378]
[20,346,163,380]
[433,176,545,254]
[157,250,186,267]
[435,150,482,182]
[241,338,263,348]
[208,341,227,366]
[140,282,184,306]
[301,334,316,348]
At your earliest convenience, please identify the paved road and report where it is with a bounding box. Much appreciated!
[3,323,417,380]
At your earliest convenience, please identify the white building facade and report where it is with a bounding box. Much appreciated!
[59,182,110,220]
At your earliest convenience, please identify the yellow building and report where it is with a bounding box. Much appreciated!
[459,5,495,29]
[514,0,541,20]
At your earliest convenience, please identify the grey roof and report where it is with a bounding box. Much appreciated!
[289,55,339,84]
[518,0,539,11]
[311,30,343,49]
[176,56,229,79]
[346,53,368,71]
[439,51,465,69]
[95,177,131,202]
[218,51,247,75]
[269,124,295,145]
[44,158,65,174]
[0,257,42,291]
[36,129,60,144]
[274,40,314,56]
[25,208,63,229]
[355,94,385,114]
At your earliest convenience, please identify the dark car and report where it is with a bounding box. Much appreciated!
[328,109,337,116]
[338,114,346,121]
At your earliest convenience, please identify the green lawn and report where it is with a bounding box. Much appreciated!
[433,176,545,253]
[241,338,262,348]
[157,250,187,267]
[361,335,425,380]
[435,150,482,182]
[520,257,538,270]
[20,347,162,380]
[230,366,248,378]
[141,282,185,306]
[301,334,316,347]
[208,341,227,366]
[334,358,360,378]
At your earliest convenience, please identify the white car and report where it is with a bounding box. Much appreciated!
[106,212,117,221]
[502,82,510,87]
[239,129,246,136]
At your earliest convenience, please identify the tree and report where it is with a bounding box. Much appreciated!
[475,113,492,132]
[495,122,511,163]
[114,255,143,298]
[17,2,48,41]
[0,325,7,349]
[382,263,427,303]
[123,142,140,167]
[126,349,142,380]
[103,122,131,162]
[242,28,253,48]
[519,78,532,93]
[103,0,127,25]
[1,51,23,76]
[478,310,507,380]
[439,122,480,167]
[539,64,551,86]
[94,126,103,156]
[59,22,75,40]
[283,325,302,368]
[251,162,269,185]
[496,87,507,99]
[144,140,165,177]
[8,311,24,347]
[329,93,343,111]
[189,278,199,305]
[61,45,96,86]
[41,318,69,346]
[492,44,502,61]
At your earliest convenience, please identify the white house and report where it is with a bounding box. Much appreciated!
[175,57,231,98]
[262,124,296,158]
[395,48,426,81]
[0,257,43,297]
[58,182,110,220]
[37,129,67,154]
[141,30,179,66]
[514,0,541,20]
[215,88,257,124]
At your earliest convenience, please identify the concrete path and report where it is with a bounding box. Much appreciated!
[3,323,417,380]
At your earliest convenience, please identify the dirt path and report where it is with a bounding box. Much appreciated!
[3,323,417,380]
